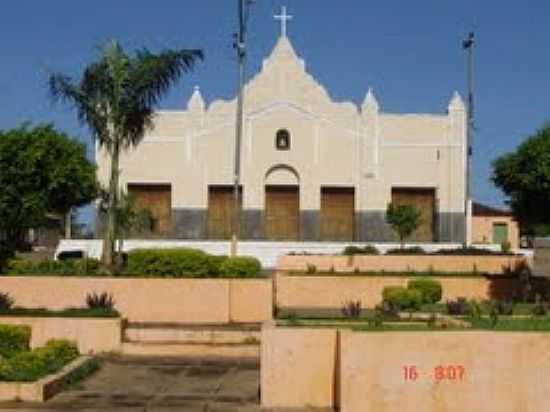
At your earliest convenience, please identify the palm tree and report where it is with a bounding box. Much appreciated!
[50,41,203,269]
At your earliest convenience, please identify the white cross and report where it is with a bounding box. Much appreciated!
[274,6,293,37]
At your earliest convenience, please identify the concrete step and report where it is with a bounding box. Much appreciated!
[123,322,261,345]
[121,341,260,358]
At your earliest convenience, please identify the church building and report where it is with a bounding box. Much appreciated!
[96,11,468,244]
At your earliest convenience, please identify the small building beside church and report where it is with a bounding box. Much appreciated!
[472,202,520,249]
[96,20,468,244]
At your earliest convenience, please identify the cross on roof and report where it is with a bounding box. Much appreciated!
[274,6,293,37]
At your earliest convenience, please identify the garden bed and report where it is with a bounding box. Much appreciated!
[277,254,527,275]
[0,325,98,402]
[0,276,272,324]
[0,356,96,402]
[274,272,523,311]
[0,317,122,354]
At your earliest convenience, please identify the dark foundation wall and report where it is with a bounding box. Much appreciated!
[357,211,393,242]
[241,209,264,239]
[166,208,466,243]
[172,209,207,239]
[300,210,320,241]
[357,211,466,243]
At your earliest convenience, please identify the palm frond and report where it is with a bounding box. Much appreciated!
[130,48,204,108]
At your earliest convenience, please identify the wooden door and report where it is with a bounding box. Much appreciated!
[208,187,241,239]
[127,184,171,234]
[321,188,355,241]
[391,188,436,242]
[265,186,299,240]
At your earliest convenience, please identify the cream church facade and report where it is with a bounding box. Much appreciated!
[97,32,468,244]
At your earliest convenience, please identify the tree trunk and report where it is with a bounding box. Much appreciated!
[102,140,120,270]
[64,210,72,239]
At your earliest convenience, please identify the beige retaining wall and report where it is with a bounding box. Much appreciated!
[277,254,526,274]
[262,327,550,411]
[261,324,338,408]
[275,272,519,310]
[0,277,272,324]
[340,331,550,412]
[0,317,121,354]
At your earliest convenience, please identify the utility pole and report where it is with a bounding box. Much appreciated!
[462,32,475,247]
[231,0,253,256]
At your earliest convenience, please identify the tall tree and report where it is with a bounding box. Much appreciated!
[49,41,203,268]
[492,124,550,235]
[0,124,97,249]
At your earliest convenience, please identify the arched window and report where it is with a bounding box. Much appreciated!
[276,129,290,150]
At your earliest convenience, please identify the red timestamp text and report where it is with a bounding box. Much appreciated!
[403,365,466,382]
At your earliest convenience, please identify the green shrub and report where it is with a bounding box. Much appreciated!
[5,258,103,276]
[206,255,228,276]
[382,286,423,311]
[432,247,509,256]
[386,247,426,255]
[0,340,79,382]
[127,248,212,277]
[219,256,262,278]
[0,325,31,358]
[407,278,442,304]
[342,245,379,256]
[501,241,512,254]
[343,246,362,256]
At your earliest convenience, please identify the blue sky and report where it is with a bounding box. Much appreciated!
[1,1,549,226]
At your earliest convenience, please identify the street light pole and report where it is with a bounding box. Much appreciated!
[231,0,253,256]
[462,32,475,247]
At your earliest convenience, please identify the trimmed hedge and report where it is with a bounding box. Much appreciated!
[127,248,261,278]
[382,286,423,311]
[407,278,442,304]
[0,324,31,359]
[5,258,103,276]
[219,256,262,278]
[0,340,79,382]
[127,248,216,277]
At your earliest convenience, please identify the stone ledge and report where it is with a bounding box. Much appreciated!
[0,356,92,402]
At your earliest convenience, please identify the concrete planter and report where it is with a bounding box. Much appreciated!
[0,317,122,354]
[0,356,92,402]
[274,272,520,310]
[277,254,527,275]
[0,277,272,324]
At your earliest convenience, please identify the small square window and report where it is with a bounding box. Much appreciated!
[276,129,290,150]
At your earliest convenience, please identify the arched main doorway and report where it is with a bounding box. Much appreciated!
[264,165,300,240]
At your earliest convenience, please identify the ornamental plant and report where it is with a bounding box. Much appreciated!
[386,203,422,248]
[407,278,442,304]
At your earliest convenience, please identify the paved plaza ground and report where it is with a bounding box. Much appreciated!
[0,355,288,412]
